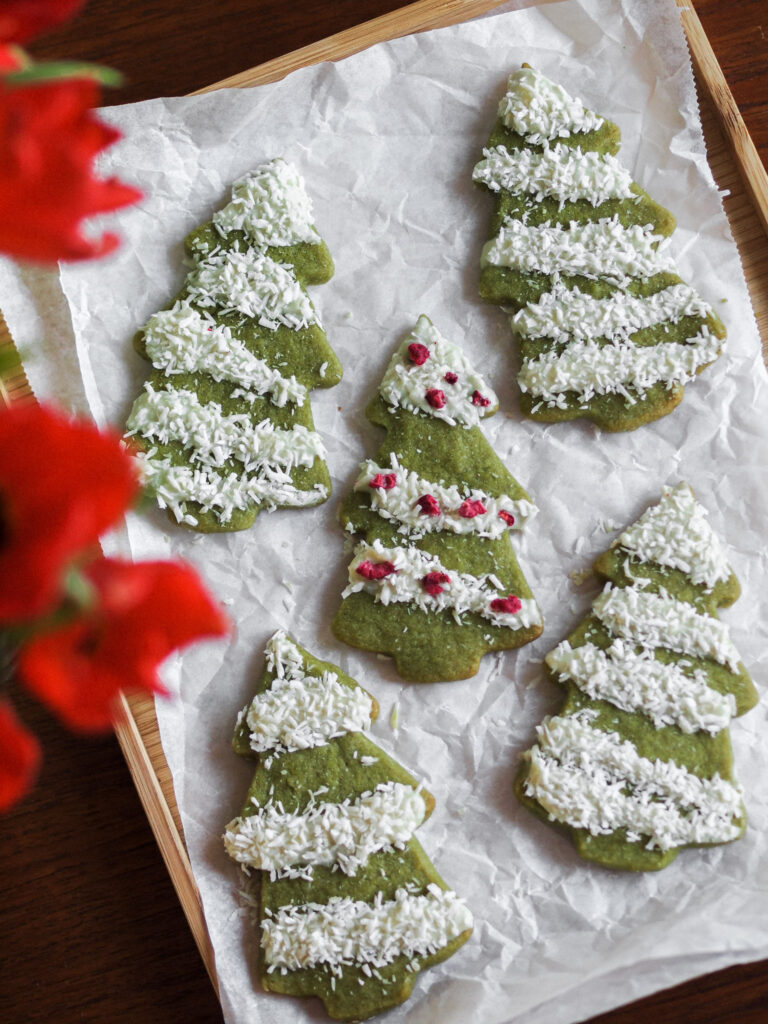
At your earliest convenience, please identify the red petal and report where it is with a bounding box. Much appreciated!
[0,402,140,622]
[0,700,40,812]
[0,0,85,44]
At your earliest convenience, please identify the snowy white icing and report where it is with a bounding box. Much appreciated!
[343,540,542,630]
[244,631,374,754]
[224,781,426,879]
[482,216,675,286]
[136,451,326,526]
[517,328,721,408]
[141,301,305,407]
[127,385,324,474]
[512,282,712,344]
[186,247,318,330]
[472,144,634,208]
[524,711,743,850]
[617,483,732,590]
[261,884,473,971]
[379,316,497,428]
[498,66,604,143]
[546,639,735,734]
[213,158,321,248]
[355,455,536,538]
[592,584,741,672]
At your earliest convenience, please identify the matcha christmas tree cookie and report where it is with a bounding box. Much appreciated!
[224,631,473,1021]
[332,315,542,682]
[516,483,757,871]
[126,158,342,531]
[474,66,726,431]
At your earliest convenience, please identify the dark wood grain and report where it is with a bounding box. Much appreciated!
[3,2,767,1023]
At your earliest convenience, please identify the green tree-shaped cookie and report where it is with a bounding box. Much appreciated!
[332,315,542,682]
[225,631,473,1021]
[473,66,726,431]
[126,158,342,531]
[516,483,757,871]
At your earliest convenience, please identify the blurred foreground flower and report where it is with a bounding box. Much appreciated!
[0,699,41,811]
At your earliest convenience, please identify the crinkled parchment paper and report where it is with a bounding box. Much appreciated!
[2,1,768,1021]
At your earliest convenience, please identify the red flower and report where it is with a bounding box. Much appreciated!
[0,74,142,262]
[0,700,40,811]
[0,0,86,44]
[17,557,228,732]
[355,559,396,581]
[0,402,140,623]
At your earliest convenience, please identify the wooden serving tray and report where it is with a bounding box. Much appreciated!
[2,0,767,1008]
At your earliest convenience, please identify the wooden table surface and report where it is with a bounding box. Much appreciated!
[3,2,768,1022]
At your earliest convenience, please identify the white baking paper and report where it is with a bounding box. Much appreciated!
[3,0,768,1021]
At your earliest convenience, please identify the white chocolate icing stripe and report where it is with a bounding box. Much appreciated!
[592,584,741,672]
[546,639,735,734]
[482,216,675,286]
[524,712,743,850]
[354,455,536,538]
[213,158,321,248]
[136,451,326,526]
[127,385,324,472]
[618,483,732,590]
[498,66,604,144]
[512,282,713,344]
[245,631,374,754]
[472,144,634,208]
[517,329,721,408]
[224,781,426,879]
[186,247,319,330]
[261,884,473,971]
[379,315,497,428]
[343,539,542,630]
[142,301,306,407]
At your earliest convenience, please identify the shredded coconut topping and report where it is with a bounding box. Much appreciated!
[498,66,604,143]
[482,216,674,286]
[261,885,473,971]
[355,454,536,538]
[141,301,305,407]
[224,781,426,879]
[379,316,497,428]
[618,483,732,590]
[127,385,324,472]
[593,584,741,672]
[473,143,634,208]
[344,539,542,630]
[245,631,374,754]
[186,247,318,330]
[547,639,735,734]
[517,329,721,407]
[213,158,321,248]
[524,711,743,850]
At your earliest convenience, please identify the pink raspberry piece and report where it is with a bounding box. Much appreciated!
[422,571,450,596]
[356,560,397,581]
[370,473,397,490]
[458,499,487,519]
[425,388,446,409]
[498,510,516,526]
[416,494,441,517]
[407,342,430,365]
[471,390,491,407]
[490,595,522,614]
[444,371,458,384]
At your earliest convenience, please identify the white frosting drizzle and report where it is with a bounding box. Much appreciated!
[379,316,497,428]
[245,631,374,754]
[186,248,318,330]
[141,301,305,407]
[482,216,675,286]
[547,639,735,734]
[343,539,542,630]
[213,158,321,248]
[524,711,743,850]
[224,781,426,879]
[136,451,326,526]
[354,454,536,538]
[517,328,721,408]
[512,282,712,344]
[127,385,324,472]
[593,584,741,672]
[261,884,473,971]
[498,66,604,143]
[618,483,732,590]
[473,144,634,208]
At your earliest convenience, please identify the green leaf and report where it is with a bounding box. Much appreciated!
[5,61,124,88]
